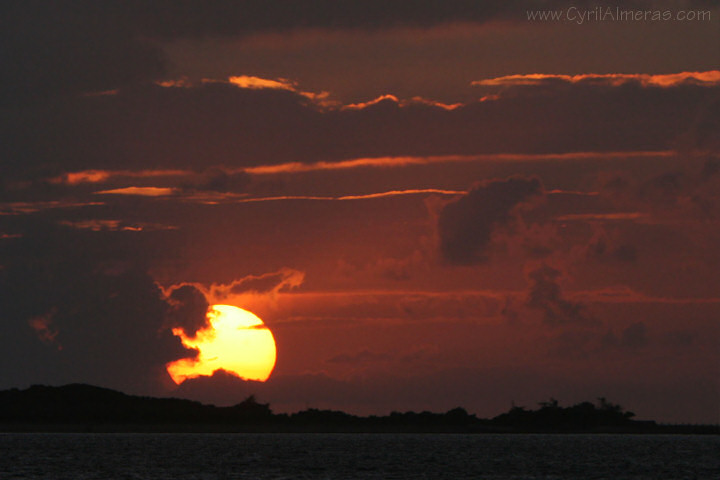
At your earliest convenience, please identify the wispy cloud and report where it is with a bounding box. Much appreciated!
[245,151,675,175]
[227,75,297,91]
[95,186,178,197]
[473,71,720,88]
[232,189,465,204]
[0,200,104,215]
[58,219,177,232]
[51,169,188,186]
[555,212,646,222]
[342,94,463,111]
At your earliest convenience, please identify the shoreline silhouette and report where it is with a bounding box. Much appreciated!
[1,384,717,434]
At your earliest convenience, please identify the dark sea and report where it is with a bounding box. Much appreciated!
[1,433,718,479]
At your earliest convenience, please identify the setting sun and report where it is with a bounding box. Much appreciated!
[167,305,276,384]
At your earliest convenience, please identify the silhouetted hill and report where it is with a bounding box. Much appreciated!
[0,384,271,429]
[491,397,638,431]
[0,384,717,433]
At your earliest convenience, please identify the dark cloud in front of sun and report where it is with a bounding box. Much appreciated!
[0,221,197,393]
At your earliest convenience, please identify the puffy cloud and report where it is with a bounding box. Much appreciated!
[438,177,542,264]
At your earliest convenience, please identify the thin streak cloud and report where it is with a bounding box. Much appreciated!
[473,71,720,87]
[52,169,188,186]
[96,187,178,197]
[244,151,676,175]
[234,189,465,203]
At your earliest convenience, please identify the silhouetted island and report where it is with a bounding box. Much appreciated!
[0,384,716,433]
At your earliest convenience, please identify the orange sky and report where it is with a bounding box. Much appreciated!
[1,1,718,423]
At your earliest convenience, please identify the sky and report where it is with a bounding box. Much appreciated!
[1,0,719,423]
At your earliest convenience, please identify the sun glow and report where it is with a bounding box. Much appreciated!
[167,305,277,384]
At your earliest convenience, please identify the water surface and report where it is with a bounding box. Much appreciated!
[1,433,717,479]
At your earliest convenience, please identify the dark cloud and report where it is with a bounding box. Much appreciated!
[601,322,649,350]
[173,370,264,406]
[700,157,720,178]
[0,0,517,106]
[586,236,638,264]
[180,168,252,194]
[438,177,542,264]
[2,80,718,187]
[1,83,318,178]
[4,0,718,107]
[0,221,195,393]
[525,264,597,326]
[621,322,648,349]
[0,2,165,106]
[1,0,718,427]
[164,285,210,338]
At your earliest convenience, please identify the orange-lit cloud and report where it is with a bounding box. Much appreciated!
[205,268,306,305]
[228,75,296,91]
[473,71,720,88]
[243,156,436,174]
[48,152,676,196]
[155,77,193,88]
[343,94,400,109]
[28,309,61,349]
[337,189,464,200]
[158,75,331,106]
[51,169,188,185]
[162,268,307,320]
[409,96,463,110]
[342,94,463,110]
[244,151,675,175]
[135,189,462,206]
[0,233,23,240]
[59,170,112,185]
[95,186,177,196]
[189,76,337,105]
[231,189,464,204]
